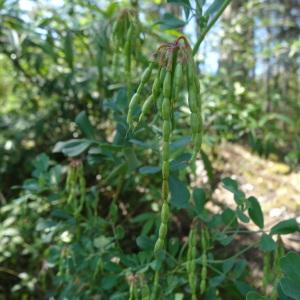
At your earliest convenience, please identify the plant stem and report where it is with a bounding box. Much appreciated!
[192,0,232,56]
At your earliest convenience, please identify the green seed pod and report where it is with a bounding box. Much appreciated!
[78,170,86,214]
[154,238,164,255]
[163,120,171,141]
[187,58,195,85]
[173,62,183,99]
[127,93,141,127]
[136,62,154,95]
[112,21,119,37]
[159,68,166,85]
[141,62,154,85]
[162,142,169,161]
[162,180,169,201]
[191,112,200,134]
[128,93,141,110]
[66,167,74,192]
[194,76,200,93]
[141,282,150,300]
[139,95,154,123]
[158,223,168,239]
[151,271,160,300]
[187,59,202,161]
[188,56,200,93]
[186,227,197,299]
[161,203,169,222]
[162,161,169,179]
[200,227,207,294]
[162,98,170,120]
[124,24,133,74]
[152,70,161,97]
[129,282,134,300]
[273,236,285,275]
[163,71,172,99]
[188,83,198,113]
[192,134,202,161]
[157,94,163,116]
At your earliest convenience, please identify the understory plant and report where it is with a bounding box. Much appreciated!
[0,1,299,300]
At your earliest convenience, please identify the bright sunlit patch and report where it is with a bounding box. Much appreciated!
[60,230,73,243]
[4,140,13,150]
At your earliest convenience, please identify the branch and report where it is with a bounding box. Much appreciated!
[192,0,232,56]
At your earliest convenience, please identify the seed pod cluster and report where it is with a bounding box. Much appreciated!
[186,226,197,300]
[65,159,86,217]
[111,8,139,84]
[127,63,154,128]
[126,36,202,256]
[187,57,202,161]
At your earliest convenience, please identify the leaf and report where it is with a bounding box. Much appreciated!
[234,190,246,206]
[246,291,267,300]
[94,236,112,250]
[235,281,255,296]
[205,0,227,17]
[132,212,156,223]
[139,166,161,174]
[280,252,300,282]
[259,234,277,252]
[169,175,190,209]
[270,219,299,235]
[167,0,191,19]
[232,259,247,279]
[222,177,238,194]
[222,208,238,228]
[213,232,234,246]
[53,139,93,157]
[279,253,300,300]
[101,275,118,290]
[222,258,235,274]
[32,153,50,175]
[157,13,186,30]
[279,278,300,300]
[169,153,191,171]
[193,188,206,214]
[75,111,95,139]
[236,208,250,223]
[209,275,225,288]
[123,148,140,170]
[248,196,264,229]
[204,287,218,300]
[136,235,154,250]
[277,282,295,300]
[170,136,191,151]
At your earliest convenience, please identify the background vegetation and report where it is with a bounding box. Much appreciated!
[0,0,299,299]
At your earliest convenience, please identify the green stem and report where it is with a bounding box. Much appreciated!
[207,241,258,264]
[192,0,232,56]
[151,270,160,300]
